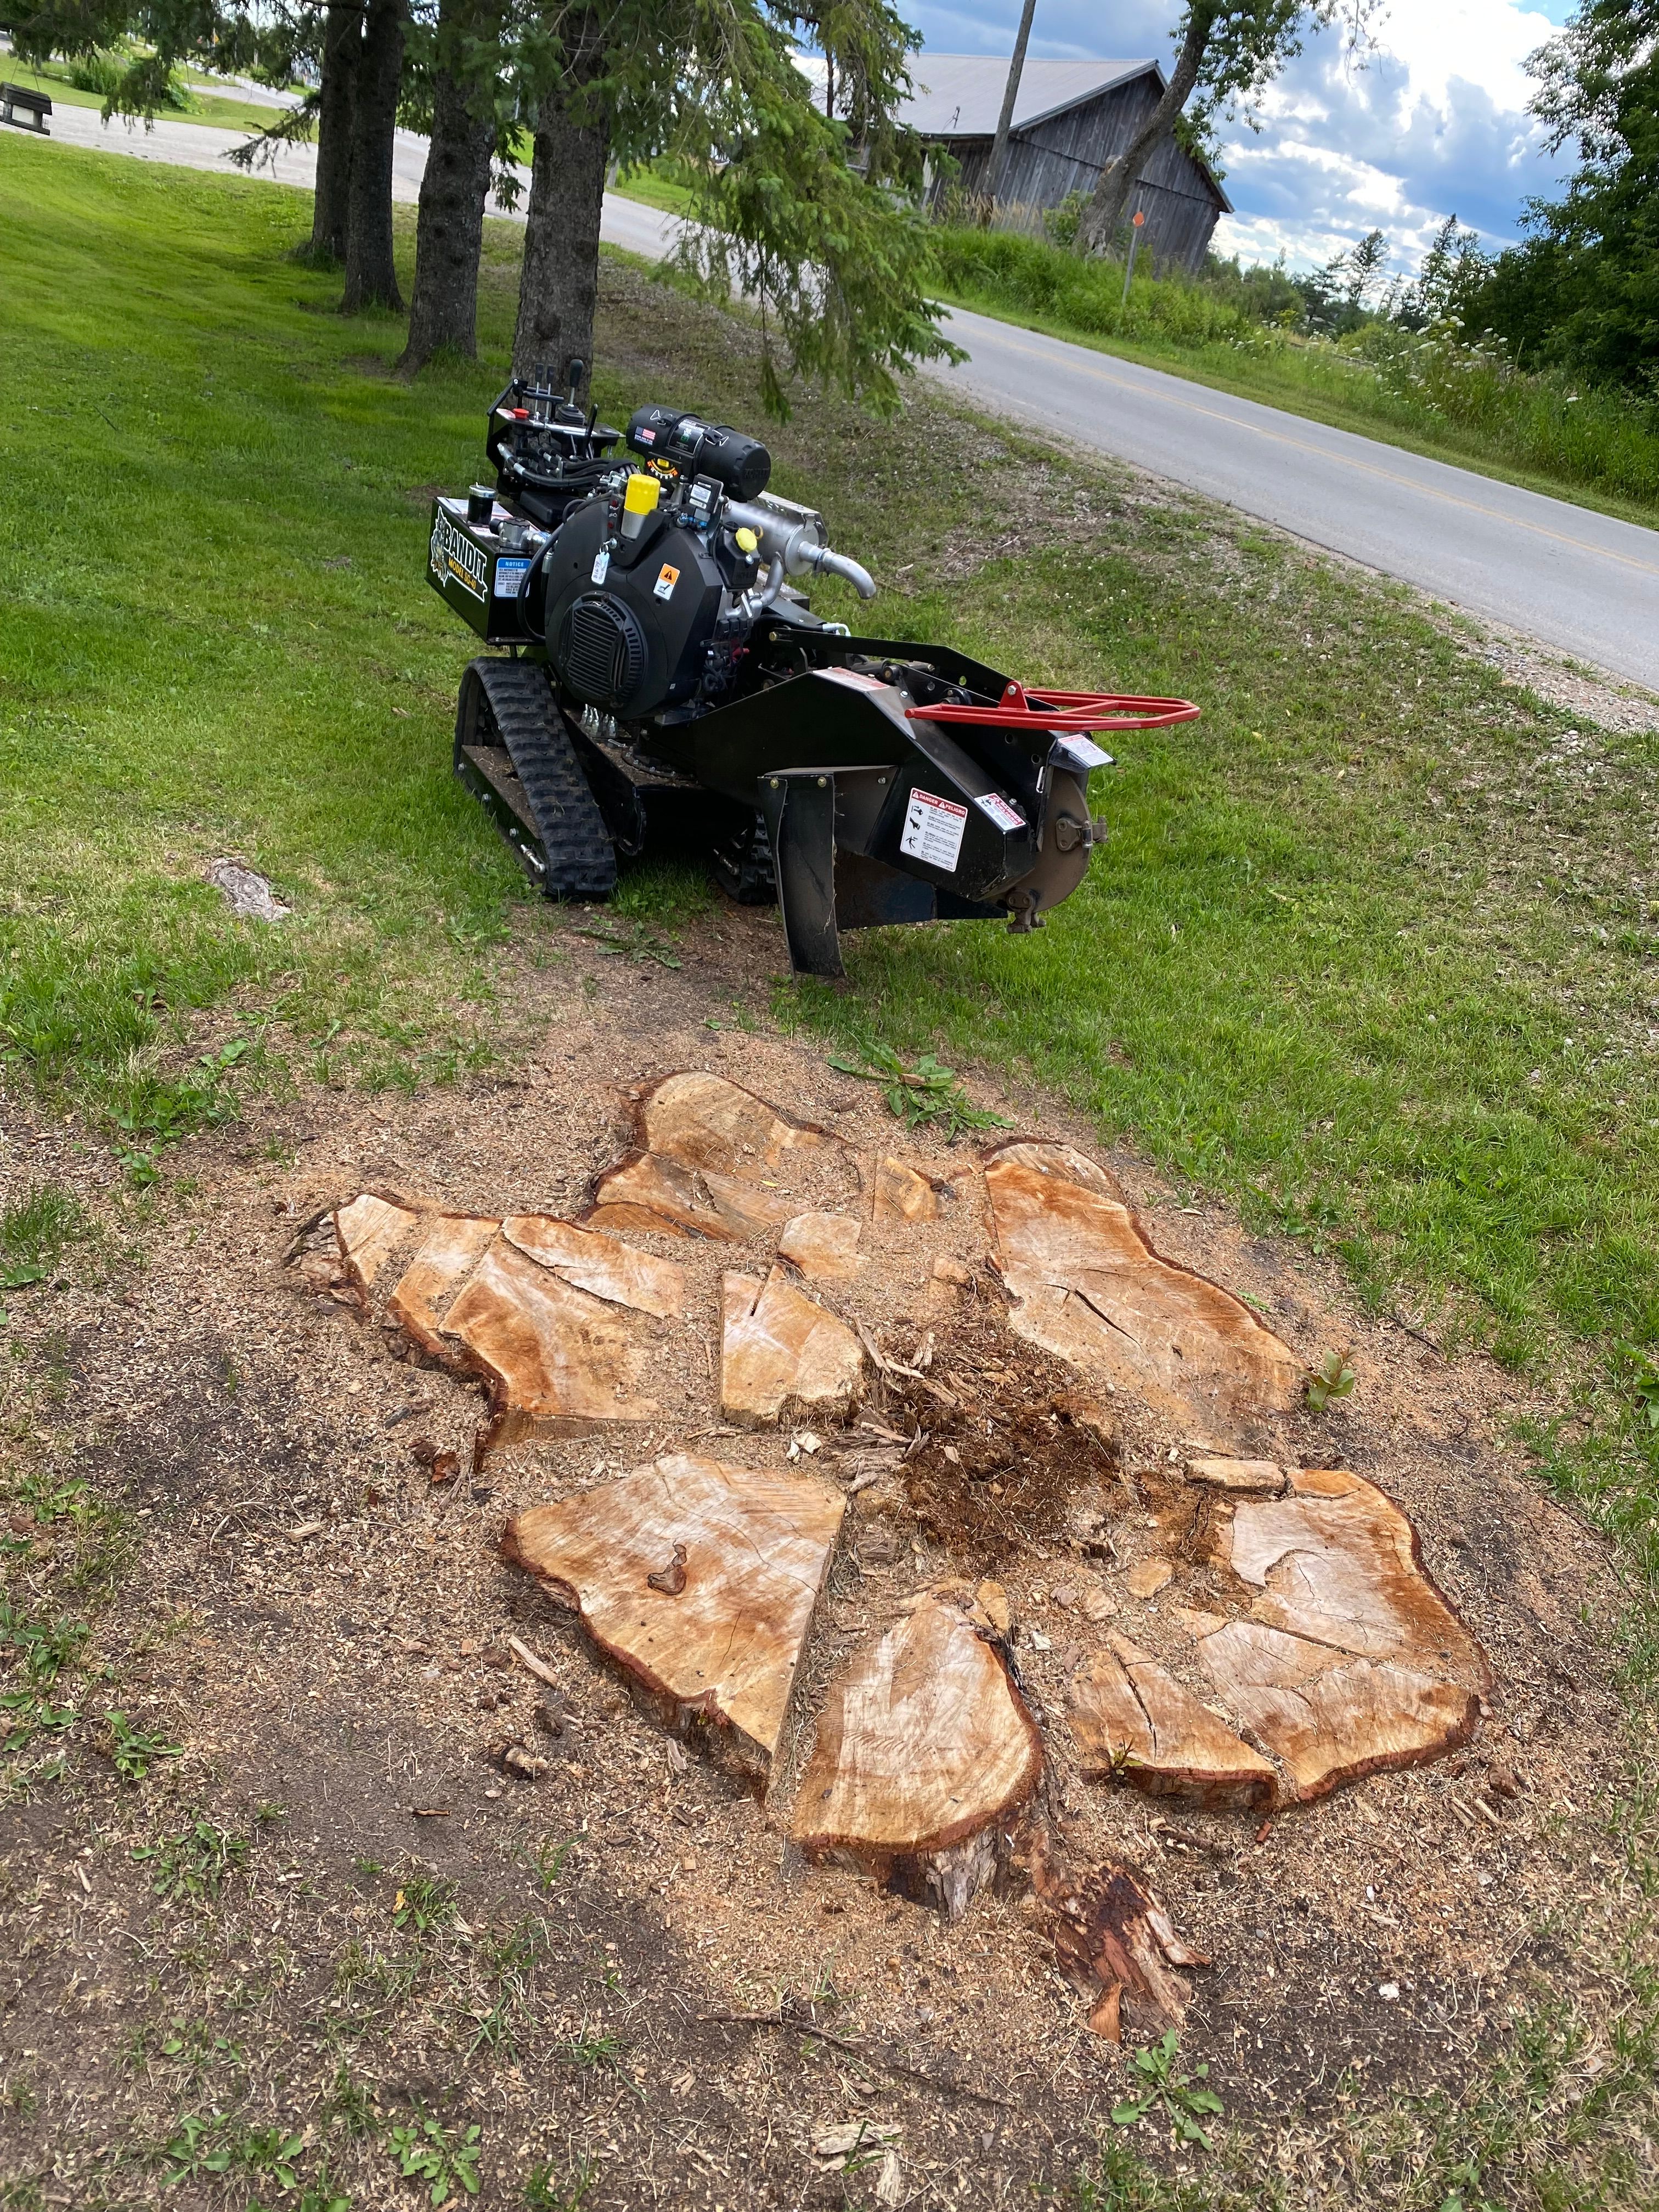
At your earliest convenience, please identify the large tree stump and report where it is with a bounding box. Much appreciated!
[791,1588,1043,1921]
[1069,1633,1276,1809]
[503,1453,845,1771]
[984,1141,1302,1430]
[721,1268,864,1425]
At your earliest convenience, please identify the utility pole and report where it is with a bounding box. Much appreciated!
[987,0,1039,206]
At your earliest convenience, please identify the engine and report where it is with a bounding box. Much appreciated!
[442,364,879,726]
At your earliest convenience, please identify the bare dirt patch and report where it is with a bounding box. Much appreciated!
[0,912,1634,2208]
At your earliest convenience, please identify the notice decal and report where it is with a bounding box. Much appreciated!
[653,562,680,602]
[493,557,532,599]
[899,787,968,873]
[1051,733,1114,772]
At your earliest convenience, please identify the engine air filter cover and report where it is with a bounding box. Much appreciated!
[557,592,648,709]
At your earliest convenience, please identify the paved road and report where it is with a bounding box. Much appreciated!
[25,104,1659,687]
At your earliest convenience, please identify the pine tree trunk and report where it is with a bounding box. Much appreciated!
[512,24,608,398]
[1077,9,1214,257]
[309,1,360,264]
[342,0,406,313]
[397,0,499,371]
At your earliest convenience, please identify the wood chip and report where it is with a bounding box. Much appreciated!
[507,1635,560,1687]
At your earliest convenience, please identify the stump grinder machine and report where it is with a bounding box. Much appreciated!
[428,363,1199,977]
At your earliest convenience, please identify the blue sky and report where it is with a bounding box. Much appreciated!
[903,0,1579,272]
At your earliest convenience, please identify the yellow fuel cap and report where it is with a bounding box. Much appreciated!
[623,472,661,515]
[734,526,759,555]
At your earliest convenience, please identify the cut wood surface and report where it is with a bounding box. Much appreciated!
[1222,1467,1487,1671]
[1188,1466,1489,1801]
[791,1590,1043,1921]
[721,1267,864,1425]
[334,1191,422,1302]
[503,1213,686,1317]
[1193,1619,1479,1801]
[984,1141,1302,1430]
[637,1070,828,1173]
[503,1453,844,1765]
[778,1212,863,1280]
[585,1149,793,1240]
[586,1073,843,1241]
[387,1211,500,1359]
[1068,1634,1275,1809]
[871,1156,942,1224]
[442,1239,665,1440]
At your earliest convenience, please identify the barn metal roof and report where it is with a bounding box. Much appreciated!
[899,55,1160,138]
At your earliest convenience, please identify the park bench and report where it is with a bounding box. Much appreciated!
[0,82,52,133]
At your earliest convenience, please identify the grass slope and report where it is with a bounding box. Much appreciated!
[4,132,1659,1449]
[1,57,286,131]
[3,134,1659,2211]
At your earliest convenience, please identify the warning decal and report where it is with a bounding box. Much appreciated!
[653,562,680,601]
[974,791,1026,833]
[899,787,968,873]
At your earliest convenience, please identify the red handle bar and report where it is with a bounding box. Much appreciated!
[906,681,1201,733]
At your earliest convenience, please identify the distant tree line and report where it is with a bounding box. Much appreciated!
[1198,0,1655,401]
[0,0,958,409]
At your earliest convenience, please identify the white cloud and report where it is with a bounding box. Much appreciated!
[904,0,1575,268]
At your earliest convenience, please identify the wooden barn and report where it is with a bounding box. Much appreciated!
[900,55,1231,273]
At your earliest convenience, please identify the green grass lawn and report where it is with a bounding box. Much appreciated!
[4,131,1659,2210]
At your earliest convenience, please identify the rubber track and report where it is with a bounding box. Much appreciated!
[469,658,617,900]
